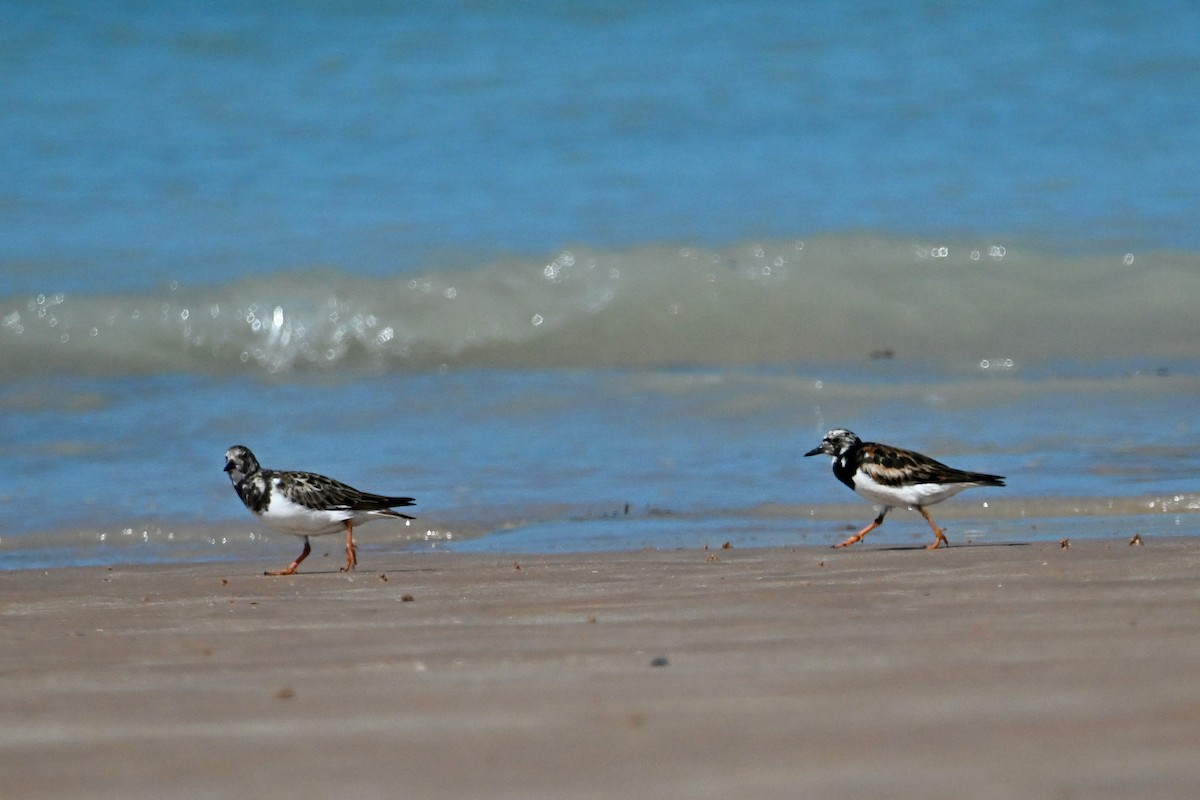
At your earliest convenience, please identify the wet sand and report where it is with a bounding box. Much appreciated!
[3,537,1200,799]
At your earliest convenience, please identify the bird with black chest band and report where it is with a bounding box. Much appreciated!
[223,445,416,575]
[804,428,1004,549]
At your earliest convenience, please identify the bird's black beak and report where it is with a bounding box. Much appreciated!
[803,446,824,457]
[223,460,235,473]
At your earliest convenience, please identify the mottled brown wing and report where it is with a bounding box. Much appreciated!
[278,471,416,512]
[858,443,1005,487]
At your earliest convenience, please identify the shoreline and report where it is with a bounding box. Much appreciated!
[3,539,1200,799]
[6,499,1199,573]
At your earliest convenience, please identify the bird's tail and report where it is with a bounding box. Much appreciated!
[351,493,417,512]
[966,472,1005,487]
[373,507,417,520]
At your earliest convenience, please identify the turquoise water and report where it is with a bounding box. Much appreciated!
[2,2,1199,568]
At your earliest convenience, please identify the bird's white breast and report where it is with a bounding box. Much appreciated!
[851,469,972,509]
[258,479,351,535]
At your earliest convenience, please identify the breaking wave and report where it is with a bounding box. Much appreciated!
[4,234,1197,377]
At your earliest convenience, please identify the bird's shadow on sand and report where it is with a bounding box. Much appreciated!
[864,541,1033,552]
[261,566,439,577]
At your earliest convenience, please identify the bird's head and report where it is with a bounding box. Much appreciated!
[804,428,862,458]
[223,445,261,484]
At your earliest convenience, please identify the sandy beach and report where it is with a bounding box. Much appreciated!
[3,537,1200,799]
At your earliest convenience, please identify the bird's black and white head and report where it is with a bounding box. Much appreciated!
[804,428,862,459]
[223,445,262,485]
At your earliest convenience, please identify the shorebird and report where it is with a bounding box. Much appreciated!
[223,445,415,575]
[804,428,1004,549]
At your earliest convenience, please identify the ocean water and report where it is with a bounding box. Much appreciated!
[2,2,1199,569]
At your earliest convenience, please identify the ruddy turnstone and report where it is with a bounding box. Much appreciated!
[804,428,1004,549]
[223,445,415,575]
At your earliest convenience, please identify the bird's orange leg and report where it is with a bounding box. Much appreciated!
[267,536,311,576]
[918,507,949,549]
[835,512,886,548]
[341,520,357,572]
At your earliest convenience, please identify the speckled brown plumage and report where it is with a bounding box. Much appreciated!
[224,445,415,575]
[805,428,1004,549]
